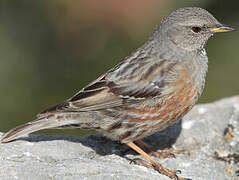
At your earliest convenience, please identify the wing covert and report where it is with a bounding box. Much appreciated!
[38,58,177,117]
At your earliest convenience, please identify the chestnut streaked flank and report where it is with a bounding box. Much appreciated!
[1,7,234,180]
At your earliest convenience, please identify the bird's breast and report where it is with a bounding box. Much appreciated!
[126,67,199,123]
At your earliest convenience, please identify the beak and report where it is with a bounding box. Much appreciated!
[210,24,235,33]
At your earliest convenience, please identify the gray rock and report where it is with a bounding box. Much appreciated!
[1,96,239,180]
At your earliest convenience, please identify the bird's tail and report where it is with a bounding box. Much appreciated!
[1,113,86,143]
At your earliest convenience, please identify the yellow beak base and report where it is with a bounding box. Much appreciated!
[210,26,235,33]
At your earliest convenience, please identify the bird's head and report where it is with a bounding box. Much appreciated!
[158,7,234,51]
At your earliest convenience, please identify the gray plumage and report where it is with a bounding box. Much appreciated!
[1,7,234,144]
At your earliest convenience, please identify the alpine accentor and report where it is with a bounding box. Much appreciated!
[1,7,234,180]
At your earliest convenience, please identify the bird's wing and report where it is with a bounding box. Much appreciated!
[37,58,178,118]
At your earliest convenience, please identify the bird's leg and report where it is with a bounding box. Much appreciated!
[126,142,189,180]
[135,140,182,159]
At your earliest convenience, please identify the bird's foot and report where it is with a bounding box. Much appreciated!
[130,158,191,180]
[150,148,183,159]
[135,139,183,159]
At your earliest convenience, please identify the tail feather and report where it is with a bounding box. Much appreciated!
[1,115,82,143]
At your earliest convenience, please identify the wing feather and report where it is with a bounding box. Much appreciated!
[38,58,177,117]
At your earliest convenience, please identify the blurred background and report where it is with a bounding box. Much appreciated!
[0,0,238,137]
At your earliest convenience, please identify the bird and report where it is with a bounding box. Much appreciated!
[1,7,234,180]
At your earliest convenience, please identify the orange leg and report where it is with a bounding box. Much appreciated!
[127,142,189,180]
[135,139,182,159]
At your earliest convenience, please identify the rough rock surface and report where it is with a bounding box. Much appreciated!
[1,96,239,180]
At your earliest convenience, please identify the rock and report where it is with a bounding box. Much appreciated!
[1,96,239,180]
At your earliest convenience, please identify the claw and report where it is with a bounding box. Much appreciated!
[236,170,239,176]
[129,157,155,169]
[174,174,179,180]
[170,153,176,158]
[129,158,141,164]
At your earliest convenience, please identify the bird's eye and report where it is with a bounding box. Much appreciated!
[191,26,202,33]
